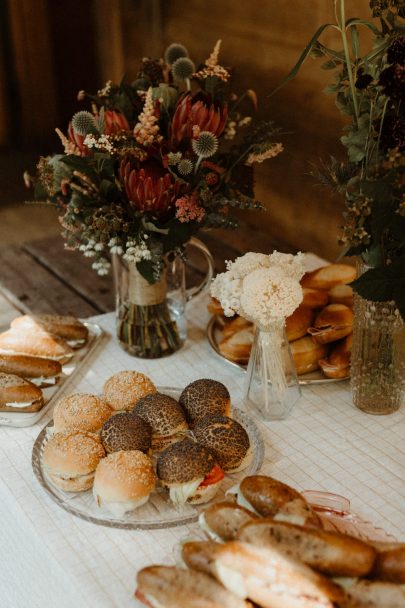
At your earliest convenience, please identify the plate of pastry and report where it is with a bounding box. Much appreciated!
[0,314,105,427]
[32,373,265,529]
[207,263,355,385]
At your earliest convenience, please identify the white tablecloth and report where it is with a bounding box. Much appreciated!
[1,295,404,608]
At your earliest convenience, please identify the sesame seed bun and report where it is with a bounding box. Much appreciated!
[42,430,105,492]
[101,413,152,454]
[157,438,217,485]
[53,393,112,433]
[193,415,251,472]
[179,379,231,426]
[134,392,188,439]
[102,371,156,411]
[93,450,155,516]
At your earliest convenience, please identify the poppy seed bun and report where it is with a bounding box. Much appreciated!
[157,438,216,485]
[93,450,155,516]
[179,379,231,426]
[102,370,156,411]
[11,314,88,343]
[42,430,105,492]
[134,392,188,437]
[101,413,152,454]
[53,393,112,433]
[193,415,251,472]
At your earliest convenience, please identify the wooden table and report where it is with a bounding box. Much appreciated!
[0,224,295,317]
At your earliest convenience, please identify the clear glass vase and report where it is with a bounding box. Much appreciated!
[244,324,301,420]
[351,292,405,415]
[112,237,214,358]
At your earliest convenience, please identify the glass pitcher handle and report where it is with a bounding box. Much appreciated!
[185,237,215,302]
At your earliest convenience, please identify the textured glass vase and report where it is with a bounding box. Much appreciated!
[244,324,301,420]
[351,293,405,414]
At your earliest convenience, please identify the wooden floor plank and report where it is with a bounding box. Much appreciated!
[0,245,98,316]
[24,237,114,313]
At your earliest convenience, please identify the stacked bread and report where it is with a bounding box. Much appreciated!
[213,263,356,379]
[43,372,253,518]
[0,314,88,412]
[135,473,405,607]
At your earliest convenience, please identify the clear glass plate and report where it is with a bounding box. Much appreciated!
[32,388,265,530]
[207,316,349,385]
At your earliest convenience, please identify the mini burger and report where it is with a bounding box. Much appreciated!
[134,392,188,451]
[93,450,155,517]
[101,413,152,454]
[11,314,88,348]
[102,370,156,411]
[0,372,44,412]
[0,353,62,388]
[42,430,105,492]
[192,415,252,473]
[157,438,224,506]
[179,379,231,426]
[53,393,112,433]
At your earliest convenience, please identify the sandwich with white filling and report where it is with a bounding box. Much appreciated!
[0,328,74,363]
[42,430,105,491]
[0,353,62,388]
[135,565,251,608]
[11,314,88,348]
[157,438,224,505]
[134,392,188,451]
[0,372,44,412]
[199,501,258,542]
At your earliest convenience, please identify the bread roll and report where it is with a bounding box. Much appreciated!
[371,543,405,583]
[11,314,88,346]
[179,379,231,426]
[102,371,156,411]
[0,353,62,387]
[343,579,405,607]
[0,328,73,362]
[207,298,225,317]
[328,284,353,307]
[285,305,314,341]
[222,316,253,339]
[0,372,44,412]
[53,393,112,433]
[301,264,356,290]
[237,519,376,577]
[319,334,352,379]
[219,328,253,364]
[199,502,258,541]
[308,304,353,344]
[302,288,329,309]
[290,336,328,375]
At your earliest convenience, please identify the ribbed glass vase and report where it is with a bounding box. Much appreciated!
[244,324,301,420]
[351,293,405,415]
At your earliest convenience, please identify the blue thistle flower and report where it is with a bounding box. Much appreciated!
[192,132,219,158]
[172,57,195,82]
[164,43,188,65]
[71,111,98,135]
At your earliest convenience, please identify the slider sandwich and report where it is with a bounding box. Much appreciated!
[179,379,231,426]
[134,392,188,451]
[0,328,74,363]
[199,501,258,542]
[181,540,345,608]
[102,370,156,411]
[234,475,321,527]
[53,393,112,433]
[42,430,105,491]
[0,353,62,388]
[0,372,44,412]
[192,415,252,473]
[135,565,251,608]
[93,450,155,517]
[101,412,152,454]
[157,438,224,506]
[11,314,88,348]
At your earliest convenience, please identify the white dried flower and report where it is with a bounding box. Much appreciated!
[110,245,123,255]
[94,243,105,251]
[226,252,271,278]
[268,251,305,281]
[83,249,96,257]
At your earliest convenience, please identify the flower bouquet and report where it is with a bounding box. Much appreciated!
[27,40,283,358]
[211,251,304,419]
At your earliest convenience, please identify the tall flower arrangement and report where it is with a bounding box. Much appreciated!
[273,1,405,319]
[27,41,282,284]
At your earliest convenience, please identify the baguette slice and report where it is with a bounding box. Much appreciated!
[0,328,73,362]
[199,501,258,541]
[301,264,356,291]
[343,579,405,607]
[0,372,44,412]
[328,284,353,307]
[11,314,88,346]
[135,565,251,608]
[184,540,345,608]
[0,353,62,387]
[237,519,376,577]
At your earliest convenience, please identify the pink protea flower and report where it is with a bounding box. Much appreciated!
[120,158,184,220]
[103,110,130,134]
[170,92,228,145]
[67,122,89,155]
[175,192,205,223]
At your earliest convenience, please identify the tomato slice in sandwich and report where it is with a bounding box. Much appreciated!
[199,464,225,487]
[135,589,153,607]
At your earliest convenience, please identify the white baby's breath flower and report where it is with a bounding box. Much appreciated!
[110,245,123,255]
[83,249,96,257]
[108,237,120,247]
[94,243,105,251]
[240,267,303,329]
